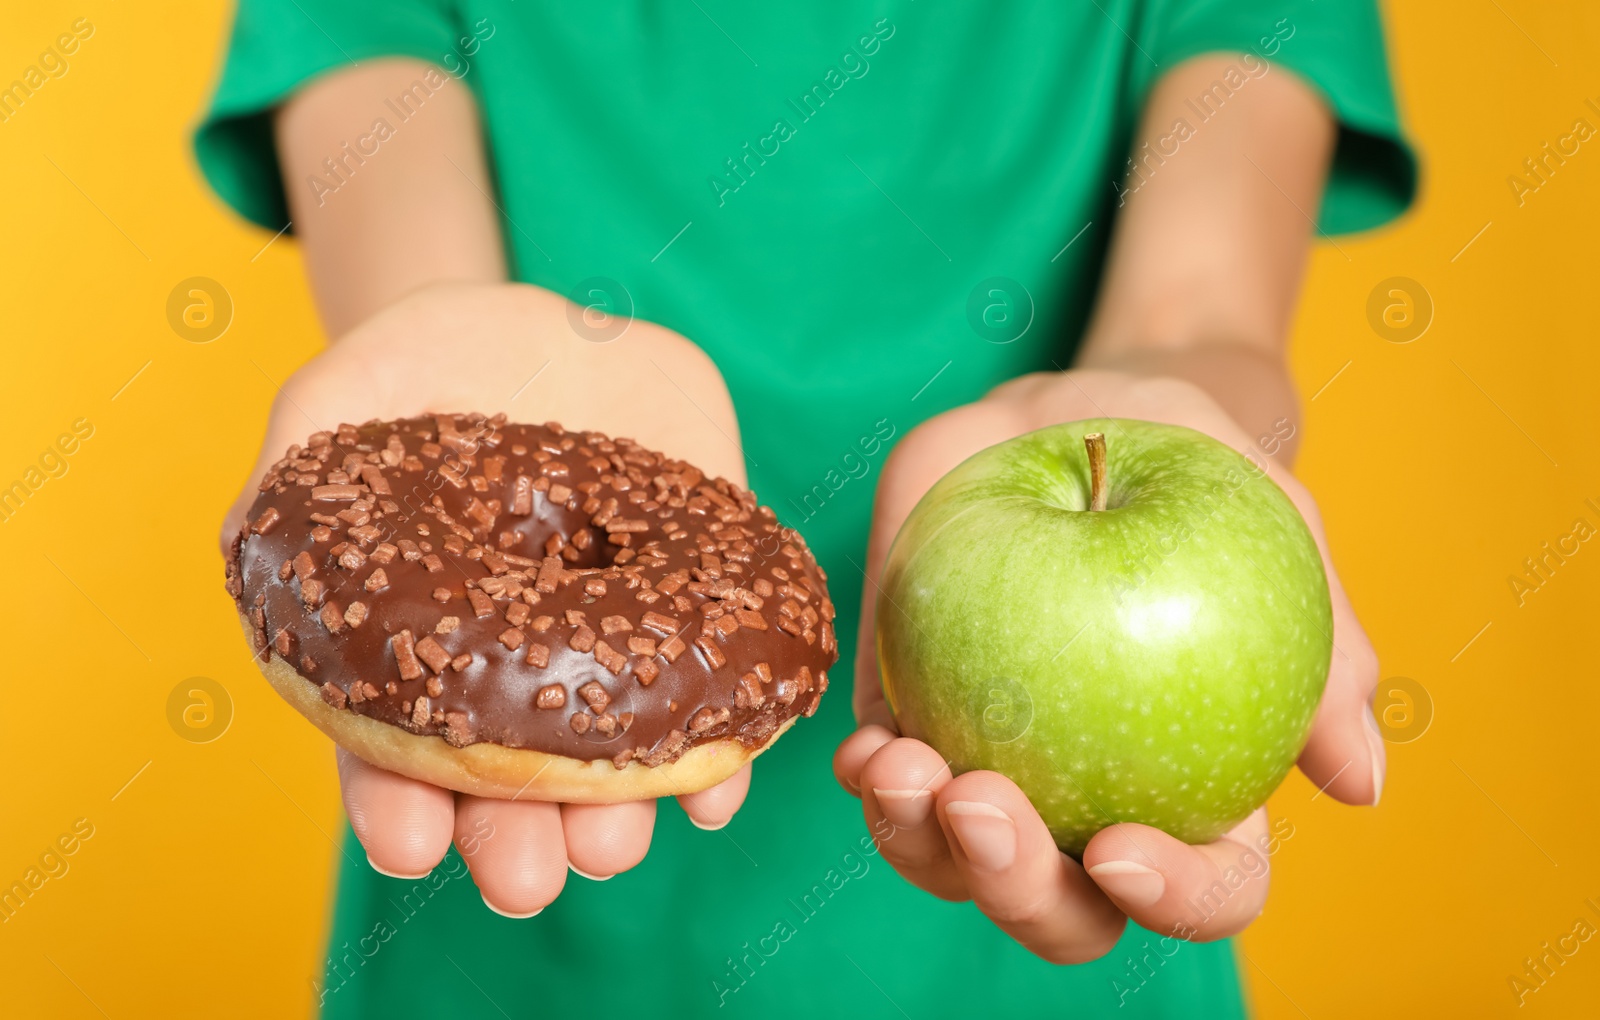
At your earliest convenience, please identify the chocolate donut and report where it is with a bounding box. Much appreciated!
[224,413,836,802]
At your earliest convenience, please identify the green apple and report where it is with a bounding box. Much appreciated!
[878,418,1331,854]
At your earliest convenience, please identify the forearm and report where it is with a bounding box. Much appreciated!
[1068,53,1335,467]
[276,59,507,338]
[266,64,744,489]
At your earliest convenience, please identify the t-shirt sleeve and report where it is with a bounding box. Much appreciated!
[1132,0,1418,235]
[193,0,459,231]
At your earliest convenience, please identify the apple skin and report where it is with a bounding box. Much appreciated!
[878,418,1331,855]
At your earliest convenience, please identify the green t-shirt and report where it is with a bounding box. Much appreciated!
[196,2,1414,1015]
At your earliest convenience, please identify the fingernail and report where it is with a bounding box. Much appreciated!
[873,788,934,829]
[569,863,613,882]
[1364,706,1387,807]
[1087,861,1166,907]
[944,801,1016,872]
[482,894,543,919]
[367,856,431,881]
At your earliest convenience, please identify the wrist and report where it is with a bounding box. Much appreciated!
[1072,343,1301,467]
[979,366,1289,472]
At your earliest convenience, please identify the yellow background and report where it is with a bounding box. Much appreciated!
[1,2,1596,1016]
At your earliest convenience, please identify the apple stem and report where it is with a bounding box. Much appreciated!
[1085,432,1108,511]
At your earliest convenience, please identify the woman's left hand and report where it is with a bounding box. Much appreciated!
[832,368,1383,963]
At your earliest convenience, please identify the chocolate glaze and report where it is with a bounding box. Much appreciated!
[225,414,836,767]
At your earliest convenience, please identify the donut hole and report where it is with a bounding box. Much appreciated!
[507,501,628,569]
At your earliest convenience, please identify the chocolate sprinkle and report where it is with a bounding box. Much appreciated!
[227,414,835,766]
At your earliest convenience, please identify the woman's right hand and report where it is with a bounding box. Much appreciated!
[227,281,757,915]
[257,58,769,913]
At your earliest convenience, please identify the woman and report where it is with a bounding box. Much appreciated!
[197,1,1414,1014]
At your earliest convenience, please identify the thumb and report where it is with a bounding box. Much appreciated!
[218,387,338,556]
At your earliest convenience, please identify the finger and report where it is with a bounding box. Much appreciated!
[219,383,328,555]
[849,429,925,725]
[676,763,752,830]
[934,771,1127,964]
[220,487,258,557]
[560,800,656,880]
[851,482,895,724]
[856,698,896,735]
[337,748,454,879]
[1082,808,1273,942]
[453,795,567,917]
[832,723,897,797]
[1296,559,1384,807]
[220,448,279,555]
[858,737,965,900]
[1241,470,1383,808]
